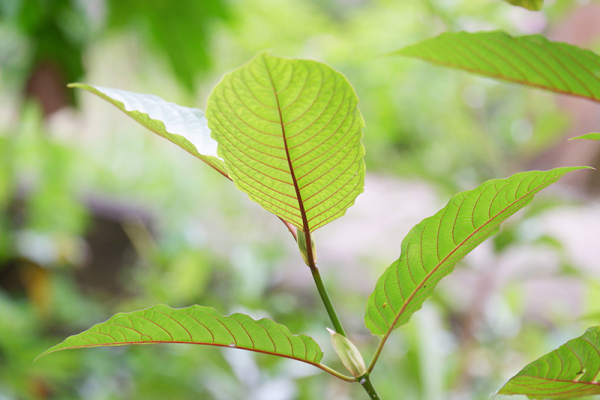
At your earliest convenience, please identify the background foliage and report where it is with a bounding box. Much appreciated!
[1,0,600,399]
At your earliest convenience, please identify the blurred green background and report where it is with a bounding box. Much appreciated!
[2,0,600,399]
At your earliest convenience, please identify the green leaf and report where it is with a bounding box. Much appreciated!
[38,304,323,366]
[392,31,600,103]
[206,52,365,232]
[498,327,600,398]
[503,0,544,11]
[68,83,228,178]
[570,133,600,141]
[365,167,585,337]
[106,0,229,92]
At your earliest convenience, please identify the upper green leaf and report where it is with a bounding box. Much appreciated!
[69,84,228,177]
[38,304,323,366]
[365,167,585,337]
[206,52,365,233]
[503,0,544,11]
[499,326,600,398]
[570,133,600,141]
[392,31,600,103]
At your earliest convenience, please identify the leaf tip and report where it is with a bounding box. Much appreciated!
[34,348,54,362]
[569,133,600,141]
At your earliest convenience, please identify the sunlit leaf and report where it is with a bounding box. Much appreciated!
[206,52,365,232]
[365,167,585,337]
[498,327,600,398]
[503,0,543,11]
[69,84,228,177]
[569,133,600,141]
[392,31,600,103]
[38,304,323,366]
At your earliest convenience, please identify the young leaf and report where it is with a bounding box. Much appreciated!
[365,167,585,338]
[498,327,600,398]
[570,133,600,141]
[392,31,600,103]
[68,84,228,177]
[38,304,325,367]
[206,52,365,233]
[503,0,544,11]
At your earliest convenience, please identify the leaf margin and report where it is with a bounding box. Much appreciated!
[498,326,600,398]
[35,303,355,380]
[205,51,366,234]
[364,167,588,344]
[389,31,600,104]
[68,83,229,178]
[569,133,600,141]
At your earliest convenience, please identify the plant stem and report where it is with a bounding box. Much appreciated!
[309,266,347,337]
[358,373,381,400]
[302,230,346,336]
[303,232,383,399]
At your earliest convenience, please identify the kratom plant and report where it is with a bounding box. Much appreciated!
[36,48,592,399]
[390,30,600,399]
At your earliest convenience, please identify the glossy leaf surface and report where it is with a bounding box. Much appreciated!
[38,304,323,366]
[206,52,365,232]
[499,327,600,398]
[392,31,600,103]
[570,133,600,141]
[365,167,584,337]
[503,0,543,11]
[69,84,228,177]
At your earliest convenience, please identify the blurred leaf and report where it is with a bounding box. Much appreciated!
[493,227,517,253]
[392,31,600,103]
[206,52,365,232]
[106,0,229,92]
[38,304,332,371]
[503,0,544,11]
[499,327,600,398]
[69,84,228,178]
[365,167,585,337]
[569,133,600,141]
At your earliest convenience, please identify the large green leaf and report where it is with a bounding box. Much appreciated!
[69,84,228,177]
[498,327,600,398]
[570,133,600,141]
[38,304,326,368]
[206,52,365,233]
[365,167,584,337]
[392,31,600,103]
[503,0,544,11]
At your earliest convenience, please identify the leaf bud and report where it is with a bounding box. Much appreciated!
[327,328,367,378]
[297,228,316,266]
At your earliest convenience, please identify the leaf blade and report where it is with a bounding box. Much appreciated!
[37,304,323,366]
[365,167,585,337]
[69,83,228,177]
[392,31,600,103]
[570,133,600,141]
[499,327,600,398]
[206,53,365,232]
[503,0,544,11]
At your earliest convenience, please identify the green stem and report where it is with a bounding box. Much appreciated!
[358,373,381,400]
[309,265,346,337]
[302,232,383,399]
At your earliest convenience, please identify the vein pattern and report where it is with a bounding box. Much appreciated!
[206,53,365,232]
[499,327,600,398]
[37,304,323,366]
[393,31,600,103]
[365,168,583,337]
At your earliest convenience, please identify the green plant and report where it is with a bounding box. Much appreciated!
[388,30,600,399]
[36,48,591,400]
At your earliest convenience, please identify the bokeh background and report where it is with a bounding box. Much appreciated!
[2,0,600,399]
